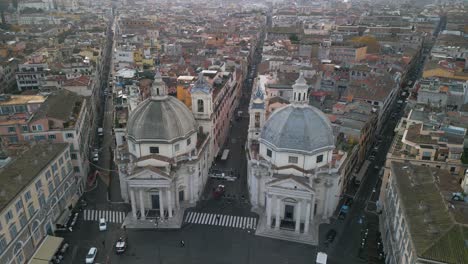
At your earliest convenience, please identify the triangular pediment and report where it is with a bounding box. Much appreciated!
[127,166,172,182]
[267,176,312,192]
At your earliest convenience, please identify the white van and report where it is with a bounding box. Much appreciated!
[316,252,327,264]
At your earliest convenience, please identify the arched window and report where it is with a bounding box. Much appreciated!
[197,99,204,113]
[14,241,24,263]
[32,220,41,242]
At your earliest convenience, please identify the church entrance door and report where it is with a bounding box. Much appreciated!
[284,204,294,220]
[151,194,160,209]
[179,190,184,202]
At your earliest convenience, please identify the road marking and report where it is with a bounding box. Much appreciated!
[82,210,126,223]
[183,212,258,230]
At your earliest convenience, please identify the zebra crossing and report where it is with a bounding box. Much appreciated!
[83,209,126,223]
[184,212,257,230]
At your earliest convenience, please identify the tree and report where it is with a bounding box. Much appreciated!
[351,36,380,54]
[289,34,299,43]
[0,1,8,24]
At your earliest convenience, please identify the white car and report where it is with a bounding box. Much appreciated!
[85,247,97,264]
[99,218,107,231]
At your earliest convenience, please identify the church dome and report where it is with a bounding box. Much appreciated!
[127,70,197,143]
[127,96,197,143]
[260,105,335,154]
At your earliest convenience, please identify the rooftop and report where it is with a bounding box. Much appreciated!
[0,143,69,211]
[31,90,84,127]
[0,95,46,106]
[391,162,468,264]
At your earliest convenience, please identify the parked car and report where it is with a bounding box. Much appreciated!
[99,218,107,231]
[369,156,376,161]
[85,247,97,264]
[338,205,349,220]
[326,229,337,243]
[98,128,104,136]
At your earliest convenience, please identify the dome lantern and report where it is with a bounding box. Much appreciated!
[292,71,309,104]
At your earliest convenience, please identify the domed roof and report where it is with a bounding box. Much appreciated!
[127,96,197,143]
[260,105,335,154]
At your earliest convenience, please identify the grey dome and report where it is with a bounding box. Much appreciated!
[127,96,197,143]
[260,105,335,154]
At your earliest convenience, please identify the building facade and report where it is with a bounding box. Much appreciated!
[115,71,213,227]
[0,143,80,264]
[246,73,347,245]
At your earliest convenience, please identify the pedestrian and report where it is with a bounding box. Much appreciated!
[180,240,185,247]
[102,240,105,247]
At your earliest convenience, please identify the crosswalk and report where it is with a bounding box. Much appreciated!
[83,209,126,223]
[184,212,257,230]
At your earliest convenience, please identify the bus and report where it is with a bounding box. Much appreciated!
[354,160,371,186]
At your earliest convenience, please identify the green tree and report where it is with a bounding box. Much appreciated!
[289,34,299,43]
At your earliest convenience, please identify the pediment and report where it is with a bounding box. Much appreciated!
[127,166,172,182]
[267,177,312,192]
[136,155,171,167]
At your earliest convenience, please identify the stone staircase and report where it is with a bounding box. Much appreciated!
[255,214,318,245]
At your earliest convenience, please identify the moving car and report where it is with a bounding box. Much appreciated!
[85,247,97,264]
[99,218,107,231]
[213,184,225,199]
[115,237,127,254]
[326,229,337,243]
[98,128,104,136]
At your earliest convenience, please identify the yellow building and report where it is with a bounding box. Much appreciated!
[176,76,195,108]
[79,47,101,63]
[0,143,81,264]
[423,60,468,81]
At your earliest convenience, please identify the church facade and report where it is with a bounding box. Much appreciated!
[246,73,348,244]
[115,71,214,227]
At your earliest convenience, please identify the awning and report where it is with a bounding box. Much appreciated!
[28,235,64,264]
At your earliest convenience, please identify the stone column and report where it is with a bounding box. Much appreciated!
[130,188,137,219]
[311,195,316,224]
[167,188,173,218]
[304,202,311,234]
[275,195,281,230]
[159,189,164,218]
[295,200,302,233]
[266,194,272,228]
[139,189,146,220]
[174,187,180,209]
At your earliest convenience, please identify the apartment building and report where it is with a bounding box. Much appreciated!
[190,68,243,157]
[22,90,91,187]
[389,108,467,175]
[378,162,467,264]
[0,94,46,144]
[15,55,48,92]
[0,91,91,188]
[416,78,468,109]
[0,143,80,264]
[343,72,399,134]
[329,43,367,66]
[0,58,19,93]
